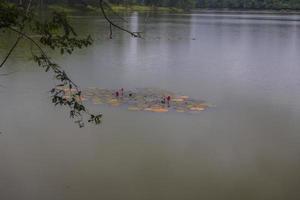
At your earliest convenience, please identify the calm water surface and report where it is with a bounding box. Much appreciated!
[1,12,300,200]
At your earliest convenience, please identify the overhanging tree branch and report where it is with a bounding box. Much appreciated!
[99,0,142,38]
[0,3,101,127]
[0,0,32,68]
[0,0,143,127]
[102,0,128,23]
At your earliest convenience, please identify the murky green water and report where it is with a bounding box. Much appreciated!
[1,12,300,200]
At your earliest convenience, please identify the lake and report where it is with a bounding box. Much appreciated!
[1,11,300,200]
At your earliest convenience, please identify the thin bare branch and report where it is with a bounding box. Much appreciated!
[102,0,128,23]
[7,26,48,58]
[26,0,32,13]
[0,0,33,68]
[0,36,22,68]
[7,26,82,90]
[99,0,142,38]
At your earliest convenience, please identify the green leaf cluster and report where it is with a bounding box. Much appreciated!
[0,0,101,127]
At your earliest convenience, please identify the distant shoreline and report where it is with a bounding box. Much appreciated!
[193,9,300,15]
[46,4,300,16]
[47,4,184,14]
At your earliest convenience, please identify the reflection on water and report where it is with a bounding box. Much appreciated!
[1,12,300,200]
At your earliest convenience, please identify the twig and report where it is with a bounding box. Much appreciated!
[7,27,48,58]
[0,36,22,68]
[99,0,142,38]
[7,26,80,90]
[102,0,128,23]
[0,0,33,68]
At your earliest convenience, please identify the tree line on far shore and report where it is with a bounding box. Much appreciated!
[8,0,300,10]
[196,0,300,10]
